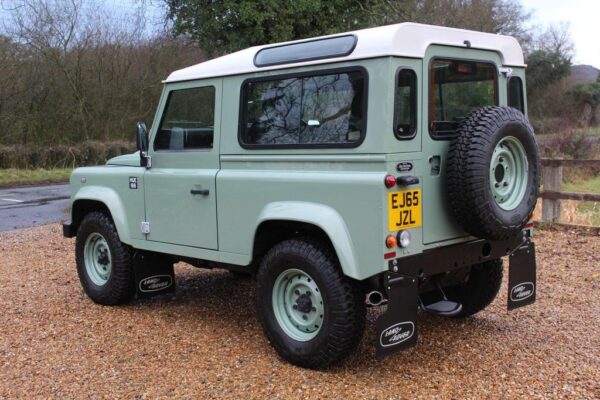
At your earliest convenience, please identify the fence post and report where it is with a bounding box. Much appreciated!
[542,162,563,222]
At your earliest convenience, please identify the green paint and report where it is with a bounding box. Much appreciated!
[272,269,325,341]
[68,46,528,281]
[84,232,112,286]
[490,136,529,211]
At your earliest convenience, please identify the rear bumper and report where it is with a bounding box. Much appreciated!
[62,222,76,238]
[388,233,528,276]
[376,234,536,358]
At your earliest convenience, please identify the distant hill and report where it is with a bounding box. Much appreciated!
[570,65,599,83]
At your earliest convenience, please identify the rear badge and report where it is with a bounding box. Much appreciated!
[396,162,413,172]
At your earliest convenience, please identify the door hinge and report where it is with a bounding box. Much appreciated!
[140,221,150,235]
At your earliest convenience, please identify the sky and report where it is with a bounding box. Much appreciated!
[520,0,599,67]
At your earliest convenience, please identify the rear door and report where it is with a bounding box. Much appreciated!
[144,79,221,249]
[421,46,503,244]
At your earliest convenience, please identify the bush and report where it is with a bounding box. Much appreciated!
[0,141,135,169]
[537,129,600,159]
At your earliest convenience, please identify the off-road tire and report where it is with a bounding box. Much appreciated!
[444,259,503,317]
[75,212,135,305]
[447,106,540,240]
[256,238,366,369]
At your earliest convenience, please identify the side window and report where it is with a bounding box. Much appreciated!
[508,76,524,113]
[240,69,366,147]
[154,86,215,151]
[394,69,417,139]
[429,59,497,138]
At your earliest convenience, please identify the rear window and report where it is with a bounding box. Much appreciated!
[240,69,367,148]
[429,59,497,138]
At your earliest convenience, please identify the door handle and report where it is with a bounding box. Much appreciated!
[190,188,209,196]
[396,175,420,186]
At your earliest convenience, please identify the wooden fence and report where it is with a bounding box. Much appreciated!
[540,158,600,222]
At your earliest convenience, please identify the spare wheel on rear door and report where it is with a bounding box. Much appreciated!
[446,106,540,240]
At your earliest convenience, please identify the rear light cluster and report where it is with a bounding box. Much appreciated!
[385,230,411,249]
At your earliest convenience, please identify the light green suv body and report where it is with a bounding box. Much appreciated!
[64,23,538,367]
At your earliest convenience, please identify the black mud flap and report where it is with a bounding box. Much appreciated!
[508,241,536,310]
[375,272,418,358]
[133,250,176,299]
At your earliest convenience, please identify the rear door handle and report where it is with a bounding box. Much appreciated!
[396,175,420,186]
[190,189,209,196]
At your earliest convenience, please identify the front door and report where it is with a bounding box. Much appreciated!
[144,79,221,249]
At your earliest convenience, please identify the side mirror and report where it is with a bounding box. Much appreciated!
[136,122,150,168]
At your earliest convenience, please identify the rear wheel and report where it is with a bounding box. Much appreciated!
[444,259,504,318]
[75,212,135,305]
[256,238,365,369]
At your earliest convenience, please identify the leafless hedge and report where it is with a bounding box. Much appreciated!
[0,0,203,150]
[0,141,135,169]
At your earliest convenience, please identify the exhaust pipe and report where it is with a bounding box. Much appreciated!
[365,291,386,306]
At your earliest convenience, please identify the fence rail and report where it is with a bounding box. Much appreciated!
[540,158,600,222]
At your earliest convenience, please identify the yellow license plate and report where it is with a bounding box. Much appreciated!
[388,189,422,231]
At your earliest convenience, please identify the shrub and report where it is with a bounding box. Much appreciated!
[0,141,135,169]
[537,129,600,159]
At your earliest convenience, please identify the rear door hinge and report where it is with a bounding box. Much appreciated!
[140,221,150,235]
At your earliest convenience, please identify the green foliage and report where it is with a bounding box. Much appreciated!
[525,50,572,98]
[164,0,531,57]
[570,81,600,125]
[164,0,373,57]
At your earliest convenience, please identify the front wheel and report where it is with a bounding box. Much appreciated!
[75,212,135,305]
[256,238,365,369]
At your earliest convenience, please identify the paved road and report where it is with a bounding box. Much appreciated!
[0,184,70,232]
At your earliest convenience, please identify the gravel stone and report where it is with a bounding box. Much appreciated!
[0,224,598,399]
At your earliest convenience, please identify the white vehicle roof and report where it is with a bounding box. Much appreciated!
[165,22,525,83]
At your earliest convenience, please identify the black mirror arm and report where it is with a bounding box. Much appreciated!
[136,121,151,168]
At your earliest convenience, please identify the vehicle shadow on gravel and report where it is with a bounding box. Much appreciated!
[123,266,263,331]
[123,264,509,371]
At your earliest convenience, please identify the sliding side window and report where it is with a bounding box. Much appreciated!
[508,76,525,113]
[394,69,417,139]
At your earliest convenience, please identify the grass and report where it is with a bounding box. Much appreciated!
[562,175,600,227]
[563,175,600,193]
[0,168,71,188]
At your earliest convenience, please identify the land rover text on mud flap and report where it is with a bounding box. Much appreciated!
[63,23,539,369]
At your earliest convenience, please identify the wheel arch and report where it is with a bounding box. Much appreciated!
[70,186,132,243]
[253,202,360,279]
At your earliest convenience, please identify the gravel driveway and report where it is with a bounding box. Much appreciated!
[0,224,598,399]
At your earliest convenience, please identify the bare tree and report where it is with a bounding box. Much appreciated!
[0,0,203,146]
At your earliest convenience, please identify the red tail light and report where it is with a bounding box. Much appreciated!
[384,175,396,188]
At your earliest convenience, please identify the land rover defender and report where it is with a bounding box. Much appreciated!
[63,23,539,369]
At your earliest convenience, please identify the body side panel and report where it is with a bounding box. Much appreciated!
[70,166,146,244]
